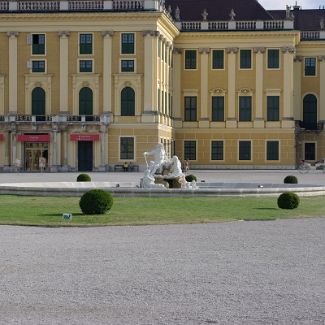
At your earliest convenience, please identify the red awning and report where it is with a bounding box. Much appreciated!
[17,134,50,142]
[70,134,100,141]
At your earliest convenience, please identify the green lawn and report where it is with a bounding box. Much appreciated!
[0,195,324,227]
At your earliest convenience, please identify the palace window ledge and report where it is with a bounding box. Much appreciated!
[0,114,109,125]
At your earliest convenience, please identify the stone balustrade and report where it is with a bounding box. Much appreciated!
[0,0,155,11]
[301,31,325,40]
[177,19,293,31]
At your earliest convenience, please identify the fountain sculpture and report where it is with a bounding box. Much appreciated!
[140,144,197,189]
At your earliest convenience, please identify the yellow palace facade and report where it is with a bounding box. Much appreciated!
[0,0,324,171]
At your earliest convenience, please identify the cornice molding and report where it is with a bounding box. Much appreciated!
[253,47,265,54]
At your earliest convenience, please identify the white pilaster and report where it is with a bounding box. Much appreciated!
[282,47,295,128]
[254,47,265,127]
[199,48,210,127]
[7,32,19,114]
[102,31,114,115]
[293,56,303,121]
[172,48,182,127]
[319,56,325,122]
[226,47,238,128]
[58,31,70,113]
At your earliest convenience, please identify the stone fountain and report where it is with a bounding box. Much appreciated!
[140,144,197,189]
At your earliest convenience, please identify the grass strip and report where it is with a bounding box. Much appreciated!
[0,195,324,227]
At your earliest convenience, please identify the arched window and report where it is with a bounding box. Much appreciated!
[121,87,135,116]
[32,87,45,121]
[79,87,93,119]
[303,94,317,130]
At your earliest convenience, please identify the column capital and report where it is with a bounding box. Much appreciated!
[58,31,70,38]
[199,48,210,54]
[318,55,325,62]
[7,31,19,38]
[294,55,303,62]
[253,47,265,54]
[226,47,238,54]
[281,47,296,54]
[101,30,114,38]
[143,30,159,37]
[173,48,182,55]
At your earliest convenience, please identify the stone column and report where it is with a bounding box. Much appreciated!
[11,130,17,169]
[172,48,182,127]
[226,47,238,128]
[282,47,295,128]
[7,32,19,114]
[51,125,61,171]
[99,125,108,171]
[254,47,265,127]
[62,129,69,171]
[142,30,159,122]
[58,31,70,114]
[293,56,303,121]
[319,56,325,123]
[102,31,114,118]
[199,48,210,127]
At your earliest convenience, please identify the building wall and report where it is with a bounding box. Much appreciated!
[0,11,324,171]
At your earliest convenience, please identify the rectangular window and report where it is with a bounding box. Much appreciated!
[240,49,251,69]
[79,33,93,55]
[239,141,251,160]
[239,96,252,121]
[305,58,316,76]
[185,50,197,69]
[211,141,224,160]
[32,34,45,55]
[212,50,224,69]
[267,96,280,121]
[79,60,93,73]
[120,137,134,160]
[121,60,134,72]
[121,33,135,54]
[184,140,196,160]
[32,60,45,73]
[267,141,279,160]
[184,96,197,121]
[305,142,316,160]
[267,49,280,69]
[212,96,224,121]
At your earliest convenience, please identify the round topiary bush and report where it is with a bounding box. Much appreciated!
[79,189,113,215]
[284,175,298,184]
[185,174,197,182]
[77,173,91,182]
[277,192,300,209]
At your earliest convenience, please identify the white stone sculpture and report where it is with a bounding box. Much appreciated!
[144,143,168,176]
[140,168,165,189]
[163,155,184,179]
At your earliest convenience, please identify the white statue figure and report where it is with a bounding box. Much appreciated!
[144,143,168,176]
[141,168,165,189]
[164,156,184,179]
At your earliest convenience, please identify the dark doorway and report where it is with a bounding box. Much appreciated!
[78,141,93,171]
[305,142,316,161]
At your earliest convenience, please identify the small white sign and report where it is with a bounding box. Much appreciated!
[63,213,72,220]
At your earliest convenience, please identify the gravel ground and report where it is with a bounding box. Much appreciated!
[0,218,324,324]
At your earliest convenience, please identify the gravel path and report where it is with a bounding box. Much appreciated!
[0,219,324,324]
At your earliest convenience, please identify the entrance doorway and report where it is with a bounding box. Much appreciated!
[25,142,48,171]
[304,142,316,161]
[78,141,93,171]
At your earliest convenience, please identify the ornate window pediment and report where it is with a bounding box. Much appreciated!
[209,88,226,95]
[237,88,253,95]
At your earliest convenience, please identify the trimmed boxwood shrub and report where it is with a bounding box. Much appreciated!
[77,173,91,182]
[79,189,113,215]
[185,174,197,182]
[284,175,298,184]
[277,192,300,209]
